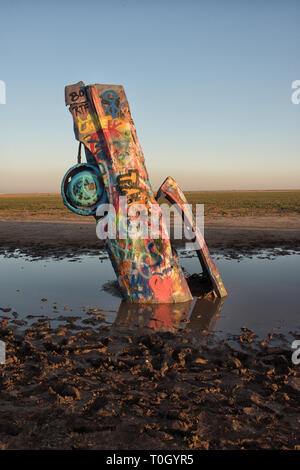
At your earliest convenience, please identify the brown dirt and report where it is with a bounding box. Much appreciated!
[0,216,300,258]
[0,216,299,450]
[0,317,299,450]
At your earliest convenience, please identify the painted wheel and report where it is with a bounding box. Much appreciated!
[61,163,108,216]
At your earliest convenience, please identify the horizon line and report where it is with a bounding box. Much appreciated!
[1,189,300,196]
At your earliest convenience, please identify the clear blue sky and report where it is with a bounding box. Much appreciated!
[0,0,300,192]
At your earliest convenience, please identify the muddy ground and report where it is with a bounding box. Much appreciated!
[0,315,299,450]
[1,216,300,259]
[0,217,299,450]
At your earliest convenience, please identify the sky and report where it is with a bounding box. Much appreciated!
[0,0,300,192]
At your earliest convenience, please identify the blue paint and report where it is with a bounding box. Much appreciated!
[100,89,124,119]
[61,163,108,216]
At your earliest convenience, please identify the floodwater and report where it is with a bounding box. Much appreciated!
[0,250,299,338]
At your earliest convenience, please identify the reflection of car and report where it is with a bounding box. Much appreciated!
[113,296,225,334]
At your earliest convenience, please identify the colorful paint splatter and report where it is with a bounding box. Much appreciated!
[62,82,226,302]
[157,177,227,298]
[63,82,192,303]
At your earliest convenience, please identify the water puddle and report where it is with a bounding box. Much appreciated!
[0,249,299,338]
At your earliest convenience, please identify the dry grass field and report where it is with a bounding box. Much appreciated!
[0,191,299,220]
[184,190,300,216]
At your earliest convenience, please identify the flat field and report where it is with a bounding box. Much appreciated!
[0,191,300,220]
[184,190,300,216]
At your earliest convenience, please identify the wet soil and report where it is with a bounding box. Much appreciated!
[0,218,299,449]
[0,317,299,450]
[1,216,300,260]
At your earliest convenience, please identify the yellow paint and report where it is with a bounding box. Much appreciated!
[77,114,100,135]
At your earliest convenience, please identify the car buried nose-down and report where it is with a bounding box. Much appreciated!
[61,82,226,303]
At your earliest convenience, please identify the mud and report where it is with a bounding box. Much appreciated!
[0,218,299,450]
[0,317,299,450]
[1,216,300,260]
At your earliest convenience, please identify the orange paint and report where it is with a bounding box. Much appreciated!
[149,275,174,302]
[149,304,173,330]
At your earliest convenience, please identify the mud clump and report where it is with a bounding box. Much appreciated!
[0,320,299,450]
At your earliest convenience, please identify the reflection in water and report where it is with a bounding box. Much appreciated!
[113,296,225,334]
[1,251,299,336]
[188,297,226,333]
[114,300,191,332]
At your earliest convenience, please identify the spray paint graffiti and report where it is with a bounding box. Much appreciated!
[61,81,227,303]
[101,89,125,118]
[157,176,227,298]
